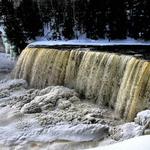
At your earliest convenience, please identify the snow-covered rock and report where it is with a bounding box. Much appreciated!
[1,78,150,149]
[0,80,112,148]
[0,79,27,91]
[21,86,78,113]
[110,122,143,141]
[135,110,150,127]
[109,110,150,141]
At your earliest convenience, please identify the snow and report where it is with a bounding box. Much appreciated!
[110,122,143,141]
[0,25,4,33]
[0,80,111,149]
[0,79,27,91]
[0,52,15,80]
[0,53,15,72]
[135,110,150,126]
[85,135,150,150]
[1,79,149,150]
[29,38,150,47]
[0,106,106,144]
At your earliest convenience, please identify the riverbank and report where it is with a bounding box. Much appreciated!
[0,52,15,80]
[0,78,150,150]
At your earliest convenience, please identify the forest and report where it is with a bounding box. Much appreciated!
[0,0,150,53]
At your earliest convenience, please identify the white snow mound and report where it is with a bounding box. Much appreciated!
[85,135,150,150]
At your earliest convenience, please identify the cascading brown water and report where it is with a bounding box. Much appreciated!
[13,48,150,121]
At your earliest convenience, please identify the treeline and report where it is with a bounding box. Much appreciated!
[0,0,150,54]
[38,0,150,40]
[0,0,43,54]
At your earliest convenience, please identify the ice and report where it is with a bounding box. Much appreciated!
[0,80,111,149]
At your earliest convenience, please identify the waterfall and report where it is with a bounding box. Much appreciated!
[13,48,150,121]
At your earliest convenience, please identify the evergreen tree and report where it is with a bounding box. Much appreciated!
[51,0,64,40]
[105,0,127,40]
[17,0,43,40]
[83,0,98,39]
[0,0,2,18]
[2,0,150,43]
[2,0,27,54]
[38,0,53,23]
[84,0,106,39]
[127,0,150,40]
[74,0,88,38]
[125,0,132,37]
[140,0,150,40]
[62,0,74,39]
[129,0,143,39]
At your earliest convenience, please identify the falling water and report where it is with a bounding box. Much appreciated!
[13,48,150,121]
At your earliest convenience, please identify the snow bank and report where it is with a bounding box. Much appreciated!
[0,53,15,72]
[28,38,150,47]
[0,79,149,149]
[0,80,112,149]
[110,122,143,141]
[135,110,150,126]
[85,135,150,150]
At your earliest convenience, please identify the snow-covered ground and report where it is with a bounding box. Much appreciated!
[0,52,15,80]
[0,79,150,150]
[86,135,150,150]
[29,38,150,47]
[0,53,15,71]
[0,79,114,150]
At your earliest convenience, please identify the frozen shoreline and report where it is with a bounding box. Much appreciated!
[0,79,116,149]
[0,79,150,150]
[0,52,15,80]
